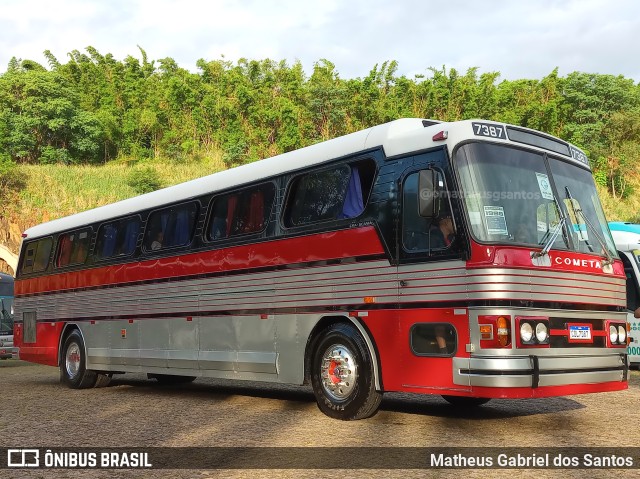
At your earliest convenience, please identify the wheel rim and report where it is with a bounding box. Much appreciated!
[65,342,81,379]
[320,343,357,401]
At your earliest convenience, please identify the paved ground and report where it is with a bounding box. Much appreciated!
[0,360,637,478]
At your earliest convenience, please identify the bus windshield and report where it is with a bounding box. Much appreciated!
[455,142,617,258]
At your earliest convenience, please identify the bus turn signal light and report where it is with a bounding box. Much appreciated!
[478,315,512,349]
[479,324,493,340]
[497,316,511,347]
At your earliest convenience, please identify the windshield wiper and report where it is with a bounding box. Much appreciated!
[564,186,614,266]
[533,198,568,258]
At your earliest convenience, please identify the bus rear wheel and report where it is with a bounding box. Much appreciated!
[60,330,98,389]
[310,323,382,420]
[442,395,491,407]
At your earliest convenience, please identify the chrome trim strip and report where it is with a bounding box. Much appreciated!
[453,354,627,387]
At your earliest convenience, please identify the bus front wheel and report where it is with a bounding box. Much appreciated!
[60,330,98,389]
[310,323,382,420]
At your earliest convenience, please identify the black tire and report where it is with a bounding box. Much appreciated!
[147,373,197,384]
[60,330,97,389]
[310,323,382,420]
[442,395,491,407]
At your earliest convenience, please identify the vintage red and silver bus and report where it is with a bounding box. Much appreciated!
[14,118,628,420]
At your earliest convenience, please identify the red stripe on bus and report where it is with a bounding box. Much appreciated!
[16,226,385,296]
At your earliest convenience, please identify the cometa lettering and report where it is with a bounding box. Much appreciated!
[554,257,601,269]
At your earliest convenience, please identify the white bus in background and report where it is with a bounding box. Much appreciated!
[609,222,640,367]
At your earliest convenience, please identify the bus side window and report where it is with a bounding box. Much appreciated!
[145,202,198,252]
[402,170,454,253]
[56,230,90,268]
[207,183,275,241]
[96,217,140,260]
[410,323,457,356]
[284,160,374,227]
[33,238,53,272]
[20,238,53,274]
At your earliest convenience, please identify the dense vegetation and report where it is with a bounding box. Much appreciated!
[1,47,640,223]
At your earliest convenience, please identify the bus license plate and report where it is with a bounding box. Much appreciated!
[569,325,591,342]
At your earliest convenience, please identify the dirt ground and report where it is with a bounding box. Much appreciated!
[0,360,638,478]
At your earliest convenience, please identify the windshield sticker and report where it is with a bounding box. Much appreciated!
[484,206,508,235]
[469,211,482,226]
[535,173,554,200]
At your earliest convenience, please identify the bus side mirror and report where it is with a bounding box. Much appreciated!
[418,169,439,217]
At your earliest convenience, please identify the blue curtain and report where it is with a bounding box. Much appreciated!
[174,209,190,246]
[123,221,139,254]
[101,225,117,258]
[341,167,364,218]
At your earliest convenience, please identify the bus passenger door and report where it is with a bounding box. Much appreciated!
[396,168,472,393]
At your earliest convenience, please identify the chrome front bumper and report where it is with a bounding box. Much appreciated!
[453,353,628,388]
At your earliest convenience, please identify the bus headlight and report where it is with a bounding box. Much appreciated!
[516,317,550,348]
[535,322,549,343]
[520,322,533,343]
[609,324,619,345]
[617,325,626,344]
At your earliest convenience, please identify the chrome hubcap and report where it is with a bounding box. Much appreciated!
[65,342,81,379]
[320,344,357,400]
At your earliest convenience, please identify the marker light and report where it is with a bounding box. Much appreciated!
[432,130,448,141]
[479,324,493,340]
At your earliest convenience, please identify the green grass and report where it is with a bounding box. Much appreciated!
[597,185,640,224]
[10,155,226,227]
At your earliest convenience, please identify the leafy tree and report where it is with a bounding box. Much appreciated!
[0,65,103,163]
[1,47,640,206]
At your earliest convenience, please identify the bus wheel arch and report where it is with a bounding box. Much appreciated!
[307,318,383,420]
[304,316,382,390]
[58,324,111,388]
[59,327,98,388]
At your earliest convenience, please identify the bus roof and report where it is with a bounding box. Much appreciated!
[609,222,640,234]
[23,118,586,240]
